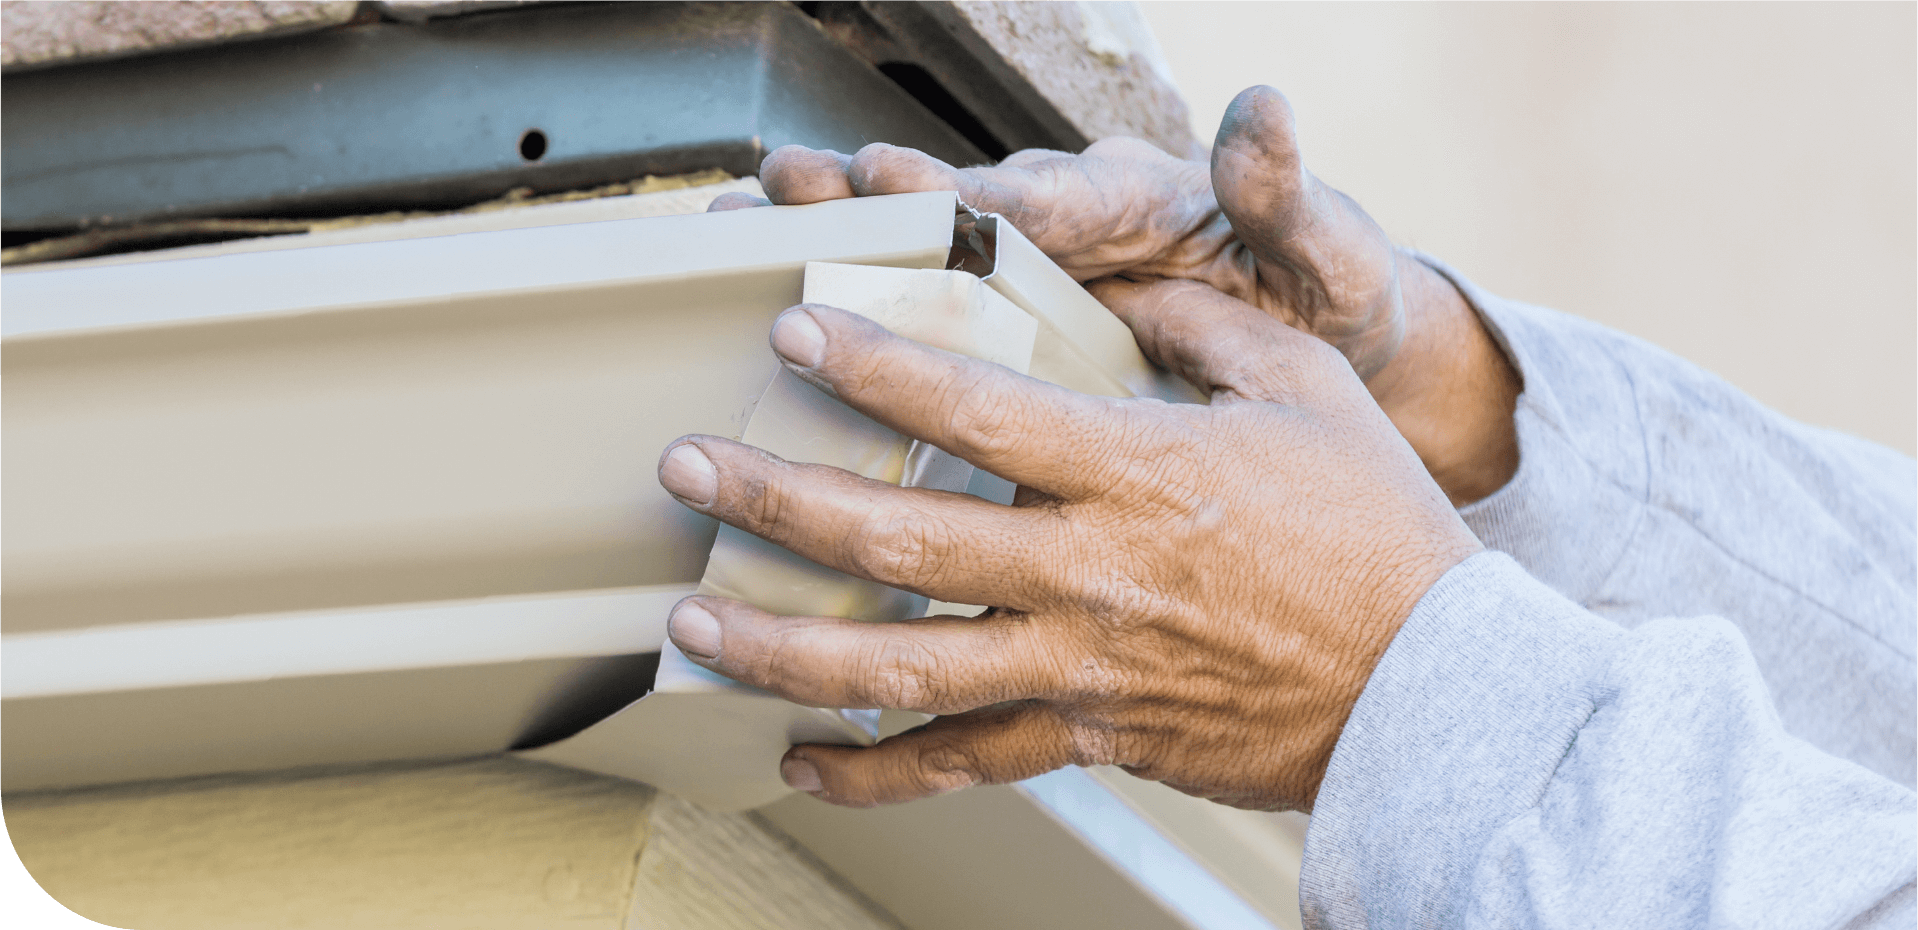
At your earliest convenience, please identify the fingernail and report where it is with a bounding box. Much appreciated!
[782,756,823,793]
[660,443,717,505]
[668,601,722,660]
[771,310,827,368]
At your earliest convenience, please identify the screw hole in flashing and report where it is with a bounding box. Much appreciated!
[519,129,548,161]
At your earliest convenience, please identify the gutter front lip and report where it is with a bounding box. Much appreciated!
[1,584,695,700]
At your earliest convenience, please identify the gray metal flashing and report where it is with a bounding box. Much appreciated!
[1,2,984,231]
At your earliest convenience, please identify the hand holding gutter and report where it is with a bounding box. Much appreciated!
[658,297,1481,810]
[749,84,1521,506]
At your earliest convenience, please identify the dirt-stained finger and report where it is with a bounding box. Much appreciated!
[1211,85,1403,379]
[768,305,1137,500]
[668,597,1077,715]
[993,147,1074,170]
[658,435,1055,609]
[705,191,773,212]
[761,146,857,204]
[1089,277,1338,404]
[783,702,1081,807]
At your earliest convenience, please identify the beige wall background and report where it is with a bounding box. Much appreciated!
[1139,1,1916,455]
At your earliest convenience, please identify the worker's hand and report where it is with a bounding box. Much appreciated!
[750,85,1519,505]
[656,297,1482,811]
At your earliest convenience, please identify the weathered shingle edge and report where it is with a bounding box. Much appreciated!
[0,0,360,72]
[934,0,1203,159]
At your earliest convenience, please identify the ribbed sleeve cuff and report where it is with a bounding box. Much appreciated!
[1298,551,1623,929]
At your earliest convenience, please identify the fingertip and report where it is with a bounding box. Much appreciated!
[784,746,885,808]
[1211,87,1308,260]
[667,597,722,661]
[1084,277,1158,333]
[1213,86,1302,191]
[770,308,828,369]
[847,143,963,197]
[780,302,885,353]
[658,437,719,507]
[705,191,773,212]
[1215,85,1296,153]
[780,751,824,793]
[761,146,856,204]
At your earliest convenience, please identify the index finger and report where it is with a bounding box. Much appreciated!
[760,145,856,204]
[771,142,1077,261]
[771,304,1138,501]
[668,596,1080,715]
[1089,277,1340,406]
[763,142,1038,220]
[846,143,1060,246]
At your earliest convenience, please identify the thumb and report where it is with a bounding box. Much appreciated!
[1210,85,1311,262]
[1089,277,1337,405]
[1210,86,1403,379]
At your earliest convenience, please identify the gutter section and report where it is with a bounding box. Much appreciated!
[2,192,956,793]
[2,190,1306,930]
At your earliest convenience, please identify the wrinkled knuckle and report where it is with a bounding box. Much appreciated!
[736,465,791,533]
[756,625,818,699]
[1061,718,1120,767]
[846,510,951,591]
[945,373,1030,461]
[856,639,947,711]
[1061,652,1130,700]
[910,742,981,794]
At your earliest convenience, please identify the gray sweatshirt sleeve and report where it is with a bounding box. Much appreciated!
[1299,552,1917,930]
[1412,254,1916,788]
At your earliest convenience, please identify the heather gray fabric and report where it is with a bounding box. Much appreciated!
[1436,255,1916,787]
[1298,261,1917,928]
[1302,553,1915,929]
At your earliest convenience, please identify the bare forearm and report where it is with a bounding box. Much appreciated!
[1367,252,1520,507]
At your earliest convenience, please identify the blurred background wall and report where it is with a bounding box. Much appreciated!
[1139,1,1916,454]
